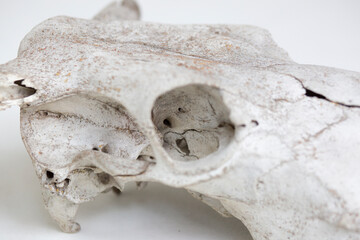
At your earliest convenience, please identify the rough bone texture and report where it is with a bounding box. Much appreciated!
[0,1,359,239]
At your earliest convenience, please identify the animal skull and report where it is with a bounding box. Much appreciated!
[0,1,359,239]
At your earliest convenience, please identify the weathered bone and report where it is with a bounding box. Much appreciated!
[0,1,359,239]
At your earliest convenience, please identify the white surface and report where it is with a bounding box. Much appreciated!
[0,0,359,239]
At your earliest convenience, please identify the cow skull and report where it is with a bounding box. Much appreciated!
[0,1,359,239]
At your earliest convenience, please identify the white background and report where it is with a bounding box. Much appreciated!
[0,0,359,239]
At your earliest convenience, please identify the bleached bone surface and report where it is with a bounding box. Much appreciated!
[0,1,359,239]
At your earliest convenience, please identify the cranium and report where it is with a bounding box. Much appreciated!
[0,1,359,239]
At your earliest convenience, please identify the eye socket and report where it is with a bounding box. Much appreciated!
[152,84,234,162]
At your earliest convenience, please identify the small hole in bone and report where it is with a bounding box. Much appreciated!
[101,145,109,153]
[137,155,155,162]
[178,107,185,113]
[176,138,190,155]
[251,120,259,126]
[163,119,172,128]
[65,178,70,184]
[38,111,49,117]
[92,147,99,151]
[46,171,54,179]
[218,122,235,129]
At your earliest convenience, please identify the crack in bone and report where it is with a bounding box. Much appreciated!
[285,74,360,108]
